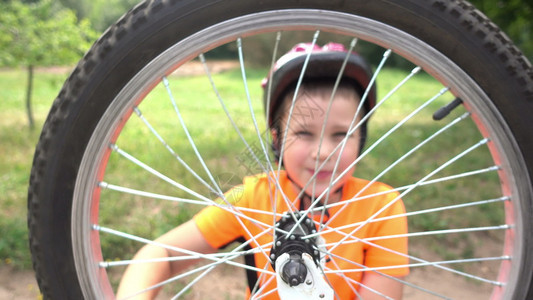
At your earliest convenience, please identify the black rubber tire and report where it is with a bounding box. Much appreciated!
[28,0,533,299]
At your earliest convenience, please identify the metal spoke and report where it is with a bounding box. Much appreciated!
[199,51,296,215]
[100,248,260,268]
[134,76,275,260]
[311,38,359,225]
[317,165,501,213]
[132,106,218,195]
[111,144,210,202]
[95,225,275,275]
[306,196,508,238]
[324,265,394,300]
[292,48,391,209]
[170,266,215,300]
[284,47,392,239]
[236,36,298,247]
[327,137,491,254]
[321,224,509,246]
[100,181,283,218]
[324,254,362,299]
[316,222,506,286]
[323,257,448,299]
[196,51,297,263]
[162,76,225,198]
[270,30,325,237]
[236,38,274,173]
[99,181,208,206]
[324,256,509,275]
[288,63,425,237]
[104,147,277,229]
[276,30,320,172]
[322,87,450,225]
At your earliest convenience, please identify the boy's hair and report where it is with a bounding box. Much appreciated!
[271,78,364,128]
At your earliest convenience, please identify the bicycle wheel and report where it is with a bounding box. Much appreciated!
[28,0,533,299]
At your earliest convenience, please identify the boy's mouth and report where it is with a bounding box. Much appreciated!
[309,169,333,180]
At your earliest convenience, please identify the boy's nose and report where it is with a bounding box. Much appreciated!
[312,141,334,161]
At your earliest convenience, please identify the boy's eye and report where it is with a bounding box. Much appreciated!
[334,132,349,138]
[295,131,312,137]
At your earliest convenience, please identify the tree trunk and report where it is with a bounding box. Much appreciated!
[26,64,35,130]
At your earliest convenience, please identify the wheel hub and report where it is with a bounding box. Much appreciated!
[270,211,321,286]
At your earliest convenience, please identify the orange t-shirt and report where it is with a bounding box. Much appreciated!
[194,171,408,299]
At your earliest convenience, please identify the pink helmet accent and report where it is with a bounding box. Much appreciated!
[262,43,347,88]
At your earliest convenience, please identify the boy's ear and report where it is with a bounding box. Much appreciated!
[270,128,278,144]
[270,128,281,161]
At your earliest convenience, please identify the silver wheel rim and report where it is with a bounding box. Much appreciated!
[72,10,529,299]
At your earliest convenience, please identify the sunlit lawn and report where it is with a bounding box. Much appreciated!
[0,67,71,268]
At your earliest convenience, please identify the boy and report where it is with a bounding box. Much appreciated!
[117,43,409,299]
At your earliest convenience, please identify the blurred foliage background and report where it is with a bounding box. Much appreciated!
[1,0,532,68]
[1,0,531,129]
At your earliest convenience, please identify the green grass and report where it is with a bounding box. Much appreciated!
[0,64,504,272]
[0,67,70,268]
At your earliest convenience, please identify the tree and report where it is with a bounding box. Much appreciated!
[58,0,140,32]
[0,0,98,129]
[470,0,533,61]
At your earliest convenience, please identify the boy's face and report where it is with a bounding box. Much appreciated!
[276,90,362,200]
